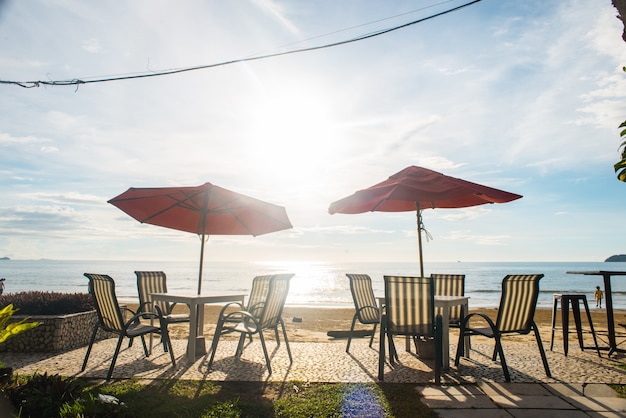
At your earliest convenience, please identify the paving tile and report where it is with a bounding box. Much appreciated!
[418,385,484,397]
[434,409,513,418]
[586,412,626,417]
[505,409,590,418]
[566,396,626,412]
[420,394,497,409]
[489,395,576,409]
[584,384,620,397]
[479,382,553,396]
[543,383,585,397]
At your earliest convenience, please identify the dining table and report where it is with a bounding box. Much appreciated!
[565,270,626,356]
[150,293,246,363]
[377,295,469,370]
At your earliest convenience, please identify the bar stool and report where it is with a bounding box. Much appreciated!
[550,294,601,357]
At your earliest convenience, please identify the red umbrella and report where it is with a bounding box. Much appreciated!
[108,182,292,294]
[328,166,522,276]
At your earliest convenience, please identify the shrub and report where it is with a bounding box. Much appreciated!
[3,372,85,417]
[0,292,93,315]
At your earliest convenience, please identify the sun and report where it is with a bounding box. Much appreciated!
[242,79,344,199]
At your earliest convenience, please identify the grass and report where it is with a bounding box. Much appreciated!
[90,379,438,418]
[2,377,439,417]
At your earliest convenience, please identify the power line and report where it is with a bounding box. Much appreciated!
[0,0,482,89]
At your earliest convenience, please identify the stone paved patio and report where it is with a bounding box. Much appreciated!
[3,335,626,385]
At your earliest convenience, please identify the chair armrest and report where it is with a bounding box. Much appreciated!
[460,312,497,332]
[218,301,245,318]
[356,305,380,314]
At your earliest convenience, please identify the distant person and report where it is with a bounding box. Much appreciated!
[595,285,603,308]
[0,278,5,295]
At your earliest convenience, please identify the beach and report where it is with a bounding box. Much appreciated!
[132,303,623,343]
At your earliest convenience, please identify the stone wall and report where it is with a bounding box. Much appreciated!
[0,310,114,353]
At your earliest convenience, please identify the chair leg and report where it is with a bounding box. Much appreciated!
[455,328,464,367]
[434,314,443,385]
[235,333,247,359]
[346,315,358,353]
[279,319,292,363]
[274,327,281,347]
[160,326,176,367]
[532,321,551,378]
[207,321,225,369]
[582,298,601,357]
[369,322,378,348]
[106,334,126,381]
[378,316,386,381]
[81,325,99,372]
[258,331,273,375]
[550,295,558,351]
[139,335,150,356]
[493,334,510,382]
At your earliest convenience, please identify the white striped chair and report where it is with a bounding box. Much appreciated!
[81,273,176,380]
[431,274,466,327]
[207,274,294,375]
[346,274,381,352]
[379,275,442,384]
[219,274,273,343]
[135,271,190,325]
[455,274,551,382]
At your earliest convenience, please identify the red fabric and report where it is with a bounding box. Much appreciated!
[108,182,292,236]
[328,166,522,214]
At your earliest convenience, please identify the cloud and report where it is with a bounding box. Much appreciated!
[445,230,511,246]
[81,38,102,53]
[18,192,105,206]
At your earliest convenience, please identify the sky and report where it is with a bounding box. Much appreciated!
[1,0,626,264]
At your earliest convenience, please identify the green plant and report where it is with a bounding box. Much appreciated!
[3,372,85,417]
[0,304,39,345]
[615,116,626,182]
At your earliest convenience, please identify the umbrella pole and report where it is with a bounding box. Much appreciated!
[197,234,206,295]
[416,203,424,277]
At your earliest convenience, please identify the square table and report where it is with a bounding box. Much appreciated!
[151,293,245,363]
[566,270,626,356]
[377,295,469,369]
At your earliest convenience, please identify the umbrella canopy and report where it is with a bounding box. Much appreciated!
[108,182,292,294]
[328,166,522,276]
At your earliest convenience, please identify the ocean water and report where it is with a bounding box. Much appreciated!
[0,260,625,310]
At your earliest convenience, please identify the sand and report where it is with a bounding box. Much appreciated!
[127,303,624,343]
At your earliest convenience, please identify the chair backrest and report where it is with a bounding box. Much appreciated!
[84,273,125,333]
[496,274,544,334]
[135,271,170,315]
[431,274,466,321]
[257,274,294,329]
[383,275,434,337]
[246,275,274,317]
[346,274,379,324]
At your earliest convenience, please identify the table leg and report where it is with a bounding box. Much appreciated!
[572,299,584,350]
[187,302,198,362]
[561,295,569,356]
[441,303,451,370]
[195,303,207,357]
[462,301,470,357]
[603,274,617,355]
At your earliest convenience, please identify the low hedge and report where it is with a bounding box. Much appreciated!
[0,291,93,315]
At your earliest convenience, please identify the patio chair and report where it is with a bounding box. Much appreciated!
[135,271,190,324]
[379,275,443,384]
[345,274,380,353]
[81,273,176,381]
[431,274,466,327]
[219,275,273,343]
[207,273,294,375]
[454,274,551,382]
